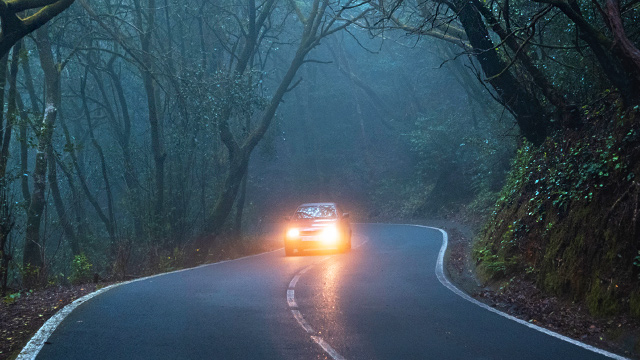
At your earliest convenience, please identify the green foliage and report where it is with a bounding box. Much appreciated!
[70,254,93,285]
[3,291,21,305]
[494,142,534,208]
[476,99,640,317]
[47,273,67,288]
[407,103,516,217]
[474,248,506,275]
[586,277,620,316]
[20,263,42,289]
[486,108,634,229]
[151,247,185,274]
[474,143,535,281]
[474,220,523,281]
[630,291,640,318]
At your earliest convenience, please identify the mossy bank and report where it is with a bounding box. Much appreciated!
[475,95,640,317]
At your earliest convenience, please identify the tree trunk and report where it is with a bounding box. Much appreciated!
[195,45,308,261]
[17,44,38,204]
[16,92,31,203]
[0,41,18,177]
[0,42,19,296]
[232,165,249,239]
[473,0,570,114]
[542,0,638,102]
[604,0,640,95]
[24,26,60,286]
[59,109,114,246]
[453,0,549,145]
[135,0,166,232]
[105,63,143,239]
[79,74,117,248]
[47,146,80,256]
[0,187,13,297]
[0,0,75,59]
[192,0,364,263]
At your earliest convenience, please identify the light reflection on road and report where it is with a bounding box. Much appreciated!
[317,260,344,340]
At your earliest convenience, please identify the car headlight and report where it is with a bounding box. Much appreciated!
[320,226,339,243]
[286,228,300,239]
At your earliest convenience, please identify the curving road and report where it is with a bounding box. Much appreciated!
[24,224,623,360]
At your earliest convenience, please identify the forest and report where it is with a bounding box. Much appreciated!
[0,0,639,341]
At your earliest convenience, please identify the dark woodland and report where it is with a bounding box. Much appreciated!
[0,0,640,356]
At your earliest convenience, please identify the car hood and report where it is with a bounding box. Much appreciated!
[289,218,338,229]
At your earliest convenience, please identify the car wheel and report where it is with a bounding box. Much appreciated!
[285,246,294,256]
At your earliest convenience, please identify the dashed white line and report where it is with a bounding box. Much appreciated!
[289,227,628,360]
[288,274,301,288]
[289,263,313,288]
[287,289,297,308]
[311,336,347,360]
[286,238,368,360]
[291,309,315,333]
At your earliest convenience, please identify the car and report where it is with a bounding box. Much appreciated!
[284,202,352,256]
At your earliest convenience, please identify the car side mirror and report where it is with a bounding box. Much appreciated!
[342,213,350,219]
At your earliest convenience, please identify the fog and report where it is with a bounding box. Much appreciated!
[0,0,567,286]
[5,2,640,356]
[245,31,515,226]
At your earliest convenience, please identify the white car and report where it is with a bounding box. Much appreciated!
[284,202,352,256]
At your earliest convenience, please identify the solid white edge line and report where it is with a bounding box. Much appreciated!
[311,336,347,360]
[16,247,284,360]
[16,282,121,360]
[412,225,630,360]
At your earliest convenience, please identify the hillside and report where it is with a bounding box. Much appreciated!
[475,94,640,319]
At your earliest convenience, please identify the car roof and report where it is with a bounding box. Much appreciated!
[298,202,337,207]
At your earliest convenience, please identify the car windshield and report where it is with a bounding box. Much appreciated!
[295,205,337,219]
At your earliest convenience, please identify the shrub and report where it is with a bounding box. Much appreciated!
[70,254,93,285]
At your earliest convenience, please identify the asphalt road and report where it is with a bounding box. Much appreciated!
[30,224,621,360]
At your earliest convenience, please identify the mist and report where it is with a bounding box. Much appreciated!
[2,2,639,338]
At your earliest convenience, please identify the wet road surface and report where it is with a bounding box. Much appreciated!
[32,224,620,359]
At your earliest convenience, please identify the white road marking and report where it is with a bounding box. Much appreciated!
[291,310,314,333]
[286,236,368,360]
[289,274,301,288]
[289,263,314,288]
[16,283,120,360]
[17,248,285,360]
[287,289,297,308]
[311,336,347,360]
[414,225,630,360]
[354,239,368,249]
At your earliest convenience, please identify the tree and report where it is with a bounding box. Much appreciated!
[0,39,19,295]
[23,23,60,286]
[192,0,369,262]
[534,0,640,103]
[0,0,75,58]
[367,0,640,145]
